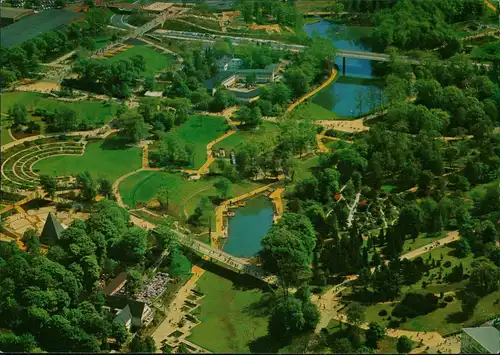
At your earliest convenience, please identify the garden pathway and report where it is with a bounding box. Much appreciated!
[152,264,210,353]
[286,68,338,113]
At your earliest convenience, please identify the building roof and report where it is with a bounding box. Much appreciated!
[0,7,34,20]
[40,212,65,246]
[106,295,148,323]
[102,272,128,296]
[1,9,83,48]
[204,71,235,90]
[463,327,500,354]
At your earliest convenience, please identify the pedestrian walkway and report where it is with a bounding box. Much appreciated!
[287,68,338,113]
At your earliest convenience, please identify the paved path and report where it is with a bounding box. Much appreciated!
[287,68,338,113]
[485,0,497,11]
[400,231,460,260]
[152,264,210,353]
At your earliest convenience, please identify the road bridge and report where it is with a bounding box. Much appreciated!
[153,29,420,68]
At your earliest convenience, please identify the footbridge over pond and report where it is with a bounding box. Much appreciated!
[134,215,278,285]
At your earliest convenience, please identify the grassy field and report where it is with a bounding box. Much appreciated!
[212,121,280,153]
[401,232,448,254]
[1,115,13,145]
[290,102,339,121]
[0,92,117,128]
[118,170,262,213]
[171,115,228,169]
[103,44,174,76]
[32,136,142,182]
[187,267,272,353]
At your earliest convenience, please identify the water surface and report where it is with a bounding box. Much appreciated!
[223,196,274,258]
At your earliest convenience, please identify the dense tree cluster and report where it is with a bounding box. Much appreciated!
[369,0,486,51]
[239,0,302,27]
[0,8,111,87]
[67,55,146,98]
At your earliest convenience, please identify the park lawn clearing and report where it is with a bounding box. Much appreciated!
[186,267,271,353]
[118,169,263,214]
[291,102,340,121]
[171,115,229,169]
[32,136,142,182]
[212,121,280,153]
[1,92,117,127]
[103,43,174,76]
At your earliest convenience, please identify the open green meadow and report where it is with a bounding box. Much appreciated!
[32,136,142,182]
[103,44,174,76]
[170,115,228,169]
[187,267,271,353]
[118,169,262,213]
[290,102,340,121]
[212,121,280,153]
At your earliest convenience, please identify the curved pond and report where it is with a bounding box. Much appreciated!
[304,21,385,117]
[223,196,274,258]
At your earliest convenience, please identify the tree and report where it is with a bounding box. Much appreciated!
[117,111,149,143]
[365,322,386,349]
[245,72,257,87]
[76,171,97,201]
[169,248,192,278]
[468,259,499,296]
[214,178,232,199]
[454,238,471,258]
[127,268,143,295]
[22,228,41,254]
[8,103,29,127]
[51,107,81,132]
[113,227,148,266]
[458,290,480,318]
[144,76,156,92]
[347,302,366,327]
[268,297,305,340]
[40,174,57,199]
[397,336,413,353]
[98,178,112,199]
[130,335,157,353]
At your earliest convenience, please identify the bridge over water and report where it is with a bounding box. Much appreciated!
[131,215,278,285]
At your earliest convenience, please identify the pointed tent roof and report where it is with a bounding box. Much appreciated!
[40,212,64,246]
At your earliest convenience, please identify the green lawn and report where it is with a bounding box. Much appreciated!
[187,268,272,353]
[0,92,117,128]
[401,232,448,254]
[1,115,13,145]
[293,155,320,182]
[290,102,339,121]
[212,121,280,153]
[118,169,262,214]
[32,136,142,182]
[103,44,174,76]
[170,115,228,169]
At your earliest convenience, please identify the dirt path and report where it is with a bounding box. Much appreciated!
[269,187,284,221]
[287,68,338,113]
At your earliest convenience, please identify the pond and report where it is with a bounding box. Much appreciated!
[304,21,385,117]
[223,196,274,258]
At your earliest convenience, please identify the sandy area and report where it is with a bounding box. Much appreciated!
[316,118,369,133]
[16,81,61,93]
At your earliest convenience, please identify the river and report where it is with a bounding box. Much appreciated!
[304,20,385,117]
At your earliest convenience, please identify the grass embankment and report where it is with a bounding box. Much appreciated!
[103,44,174,76]
[32,136,142,182]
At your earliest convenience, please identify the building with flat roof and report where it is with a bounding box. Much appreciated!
[0,7,34,25]
[461,326,500,354]
[0,9,83,48]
